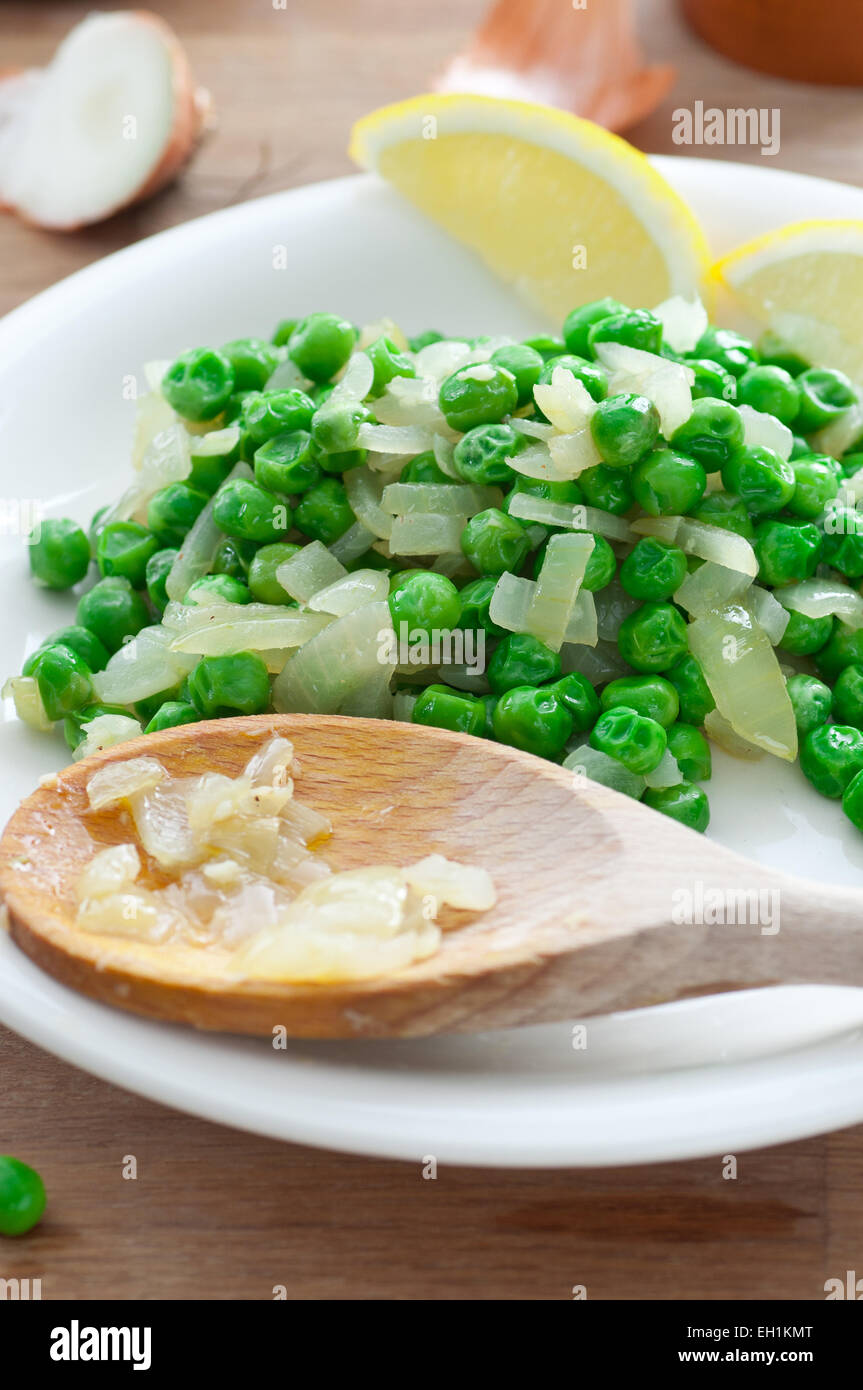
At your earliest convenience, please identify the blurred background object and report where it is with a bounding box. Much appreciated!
[681,0,863,86]
[434,0,675,132]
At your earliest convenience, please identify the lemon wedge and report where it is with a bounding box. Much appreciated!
[715,221,863,384]
[350,94,709,322]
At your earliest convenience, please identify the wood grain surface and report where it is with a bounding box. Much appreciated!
[2,0,863,1301]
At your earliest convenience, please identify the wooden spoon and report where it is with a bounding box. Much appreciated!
[0,713,860,1040]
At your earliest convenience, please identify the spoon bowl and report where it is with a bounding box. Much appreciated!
[1,713,861,1038]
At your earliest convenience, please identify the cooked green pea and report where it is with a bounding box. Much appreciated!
[489,343,544,406]
[784,673,832,739]
[578,462,634,515]
[631,448,706,516]
[821,506,863,579]
[620,537,687,601]
[590,705,667,774]
[31,644,93,721]
[76,577,150,653]
[600,675,679,727]
[293,478,354,545]
[147,483,208,547]
[562,298,626,357]
[408,329,445,353]
[23,625,109,677]
[364,335,416,397]
[272,318,298,347]
[786,454,839,518]
[642,781,710,832]
[537,353,608,404]
[288,313,357,382]
[688,357,737,403]
[439,362,519,432]
[64,702,130,751]
[461,508,530,577]
[28,518,90,590]
[754,518,821,586]
[162,347,235,422]
[505,475,584,513]
[841,767,863,832]
[665,722,712,781]
[247,542,301,604]
[736,365,800,425]
[522,334,567,361]
[310,400,373,455]
[212,535,257,579]
[145,701,200,734]
[96,521,159,588]
[453,423,523,486]
[254,430,322,495]
[587,308,662,356]
[689,490,755,540]
[0,1155,46,1236]
[671,399,744,472]
[546,671,600,732]
[188,430,241,495]
[795,366,858,433]
[663,652,715,726]
[213,478,290,543]
[801,723,863,798]
[721,445,795,516]
[831,664,863,728]
[389,571,461,637]
[492,685,573,759]
[488,633,561,694]
[221,337,280,392]
[400,451,450,484]
[757,331,808,377]
[590,392,660,469]
[618,601,688,673]
[187,651,271,718]
[456,576,504,638]
[780,608,834,658]
[240,388,316,456]
[691,326,759,379]
[413,683,486,737]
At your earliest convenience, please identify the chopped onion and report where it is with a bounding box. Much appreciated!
[564,590,598,646]
[94,624,195,702]
[357,317,410,352]
[328,350,374,403]
[272,600,394,715]
[188,425,240,462]
[643,749,682,788]
[563,744,645,799]
[632,515,758,577]
[529,532,594,650]
[165,459,252,602]
[356,422,435,454]
[307,569,389,616]
[328,521,378,565]
[593,580,640,641]
[560,637,630,684]
[245,736,295,787]
[674,560,752,618]
[533,368,596,433]
[489,572,535,634]
[745,585,790,645]
[432,433,461,479]
[108,420,192,528]
[415,339,474,382]
[2,675,53,731]
[372,376,448,431]
[73,714,143,761]
[87,756,166,810]
[404,854,496,911]
[812,401,863,459]
[703,708,765,761]
[504,441,562,482]
[688,604,797,760]
[506,492,631,542]
[432,552,475,581]
[393,689,418,722]
[433,664,489,694]
[508,417,555,441]
[169,608,332,656]
[382,482,499,517]
[652,295,708,354]
[276,542,346,603]
[344,466,393,540]
[777,578,863,629]
[132,385,175,470]
[738,404,793,460]
[547,427,603,478]
[264,356,308,392]
[595,342,694,437]
[388,514,466,555]
[75,844,141,902]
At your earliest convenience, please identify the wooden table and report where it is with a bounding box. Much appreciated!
[2,0,862,1301]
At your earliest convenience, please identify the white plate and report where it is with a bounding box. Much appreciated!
[3,158,863,1168]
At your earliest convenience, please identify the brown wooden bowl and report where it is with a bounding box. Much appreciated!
[681,0,863,85]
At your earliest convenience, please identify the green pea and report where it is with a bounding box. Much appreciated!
[671,399,744,473]
[492,684,573,759]
[240,388,316,456]
[487,633,561,695]
[145,547,180,615]
[601,674,679,728]
[721,445,795,517]
[546,671,600,732]
[162,347,235,422]
[800,723,863,799]
[620,537,688,601]
[400,451,450,484]
[131,685,181,726]
[213,478,290,544]
[618,601,688,673]
[254,430,322,495]
[293,477,354,545]
[460,508,530,577]
[590,705,667,774]
[754,518,821,586]
[841,767,863,832]
[795,366,858,433]
[412,683,486,737]
[453,423,523,486]
[631,447,706,517]
[388,571,461,638]
[757,331,809,378]
[783,673,831,740]
[779,608,834,658]
[821,506,863,579]
[842,451,863,477]
[642,781,710,832]
[691,326,759,379]
[317,448,367,477]
[479,692,497,738]
[88,504,111,555]
[310,382,335,407]
[187,651,271,718]
[439,362,519,432]
[76,577,150,653]
[408,329,445,353]
[310,400,373,455]
[147,483,209,548]
[212,535,257,579]
[590,392,660,469]
[688,357,737,403]
[364,335,416,397]
[506,475,583,511]
[689,490,755,540]
[537,353,608,404]
[0,1155,46,1236]
[578,463,634,515]
[185,573,250,605]
[786,454,840,519]
[223,390,251,424]
[23,625,109,677]
[288,313,356,383]
[736,365,800,426]
[522,334,567,361]
[31,643,93,722]
[457,576,506,637]
[28,517,90,590]
[64,702,130,751]
[665,722,712,781]
[188,431,241,495]
[664,653,715,725]
[587,308,662,356]
[221,337,280,392]
[561,298,626,358]
[272,318,298,347]
[489,343,544,406]
[96,521,159,588]
[144,701,200,734]
[247,542,301,605]
[831,664,863,728]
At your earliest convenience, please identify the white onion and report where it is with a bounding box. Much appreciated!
[746,585,790,645]
[86,756,166,810]
[560,638,630,684]
[530,532,594,650]
[738,404,793,460]
[777,578,863,628]
[328,350,374,403]
[2,675,53,731]
[508,417,555,441]
[593,581,641,640]
[505,441,566,482]
[564,590,598,646]
[372,376,449,431]
[563,744,645,799]
[632,515,758,577]
[382,482,498,516]
[643,749,682,788]
[596,342,695,437]
[170,610,332,656]
[415,339,473,382]
[75,843,141,902]
[812,401,863,458]
[533,368,596,433]
[73,714,143,761]
[109,420,192,527]
[165,459,252,602]
[506,492,631,542]
[307,569,389,616]
[547,427,603,478]
[652,295,708,354]
[276,542,346,603]
[388,514,466,555]
[329,521,378,565]
[404,854,496,911]
[264,357,308,392]
[704,708,765,761]
[344,466,393,540]
[339,666,395,720]
[432,433,461,479]
[674,560,752,618]
[688,604,797,761]
[489,572,535,634]
[132,386,176,470]
[94,624,195,702]
[272,600,394,715]
[357,422,435,454]
[393,689,418,722]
